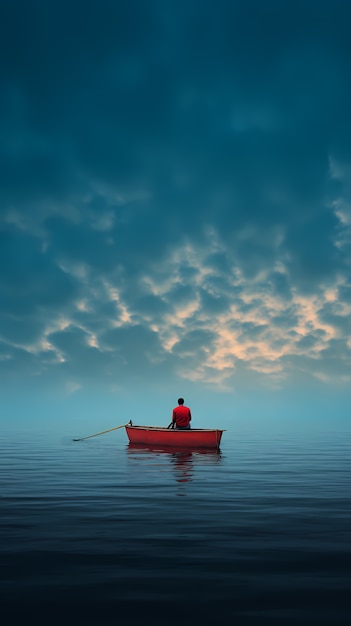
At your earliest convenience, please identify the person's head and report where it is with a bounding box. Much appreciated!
[178,398,184,405]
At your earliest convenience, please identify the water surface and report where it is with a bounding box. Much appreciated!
[1,427,350,625]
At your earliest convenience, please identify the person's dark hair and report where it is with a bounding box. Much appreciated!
[178,398,184,405]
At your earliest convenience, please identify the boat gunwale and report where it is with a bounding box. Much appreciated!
[126,425,225,432]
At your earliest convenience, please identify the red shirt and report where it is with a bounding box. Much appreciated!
[172,405,192,427]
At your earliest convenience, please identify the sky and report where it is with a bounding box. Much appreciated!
[1,0,351,429]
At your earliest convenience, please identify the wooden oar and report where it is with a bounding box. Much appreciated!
[73,422,130,442]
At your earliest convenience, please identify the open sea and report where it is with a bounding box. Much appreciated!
[0,425,350,625]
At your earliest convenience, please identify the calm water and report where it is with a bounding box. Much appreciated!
[0,426,350,625]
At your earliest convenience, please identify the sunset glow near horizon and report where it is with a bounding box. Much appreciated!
[1,1,351,429]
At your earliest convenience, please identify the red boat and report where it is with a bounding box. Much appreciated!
[125,424,224,449]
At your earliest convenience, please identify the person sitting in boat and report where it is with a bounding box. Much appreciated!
[171,398,192,430]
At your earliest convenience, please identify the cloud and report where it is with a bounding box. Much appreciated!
[1,0,351,393]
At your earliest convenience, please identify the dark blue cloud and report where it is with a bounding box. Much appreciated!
[0,228,77,313]
[1,0,351,392]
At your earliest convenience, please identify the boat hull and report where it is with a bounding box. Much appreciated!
[125,425,224,449]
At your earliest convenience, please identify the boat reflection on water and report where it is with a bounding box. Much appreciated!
[126,443,222,489]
